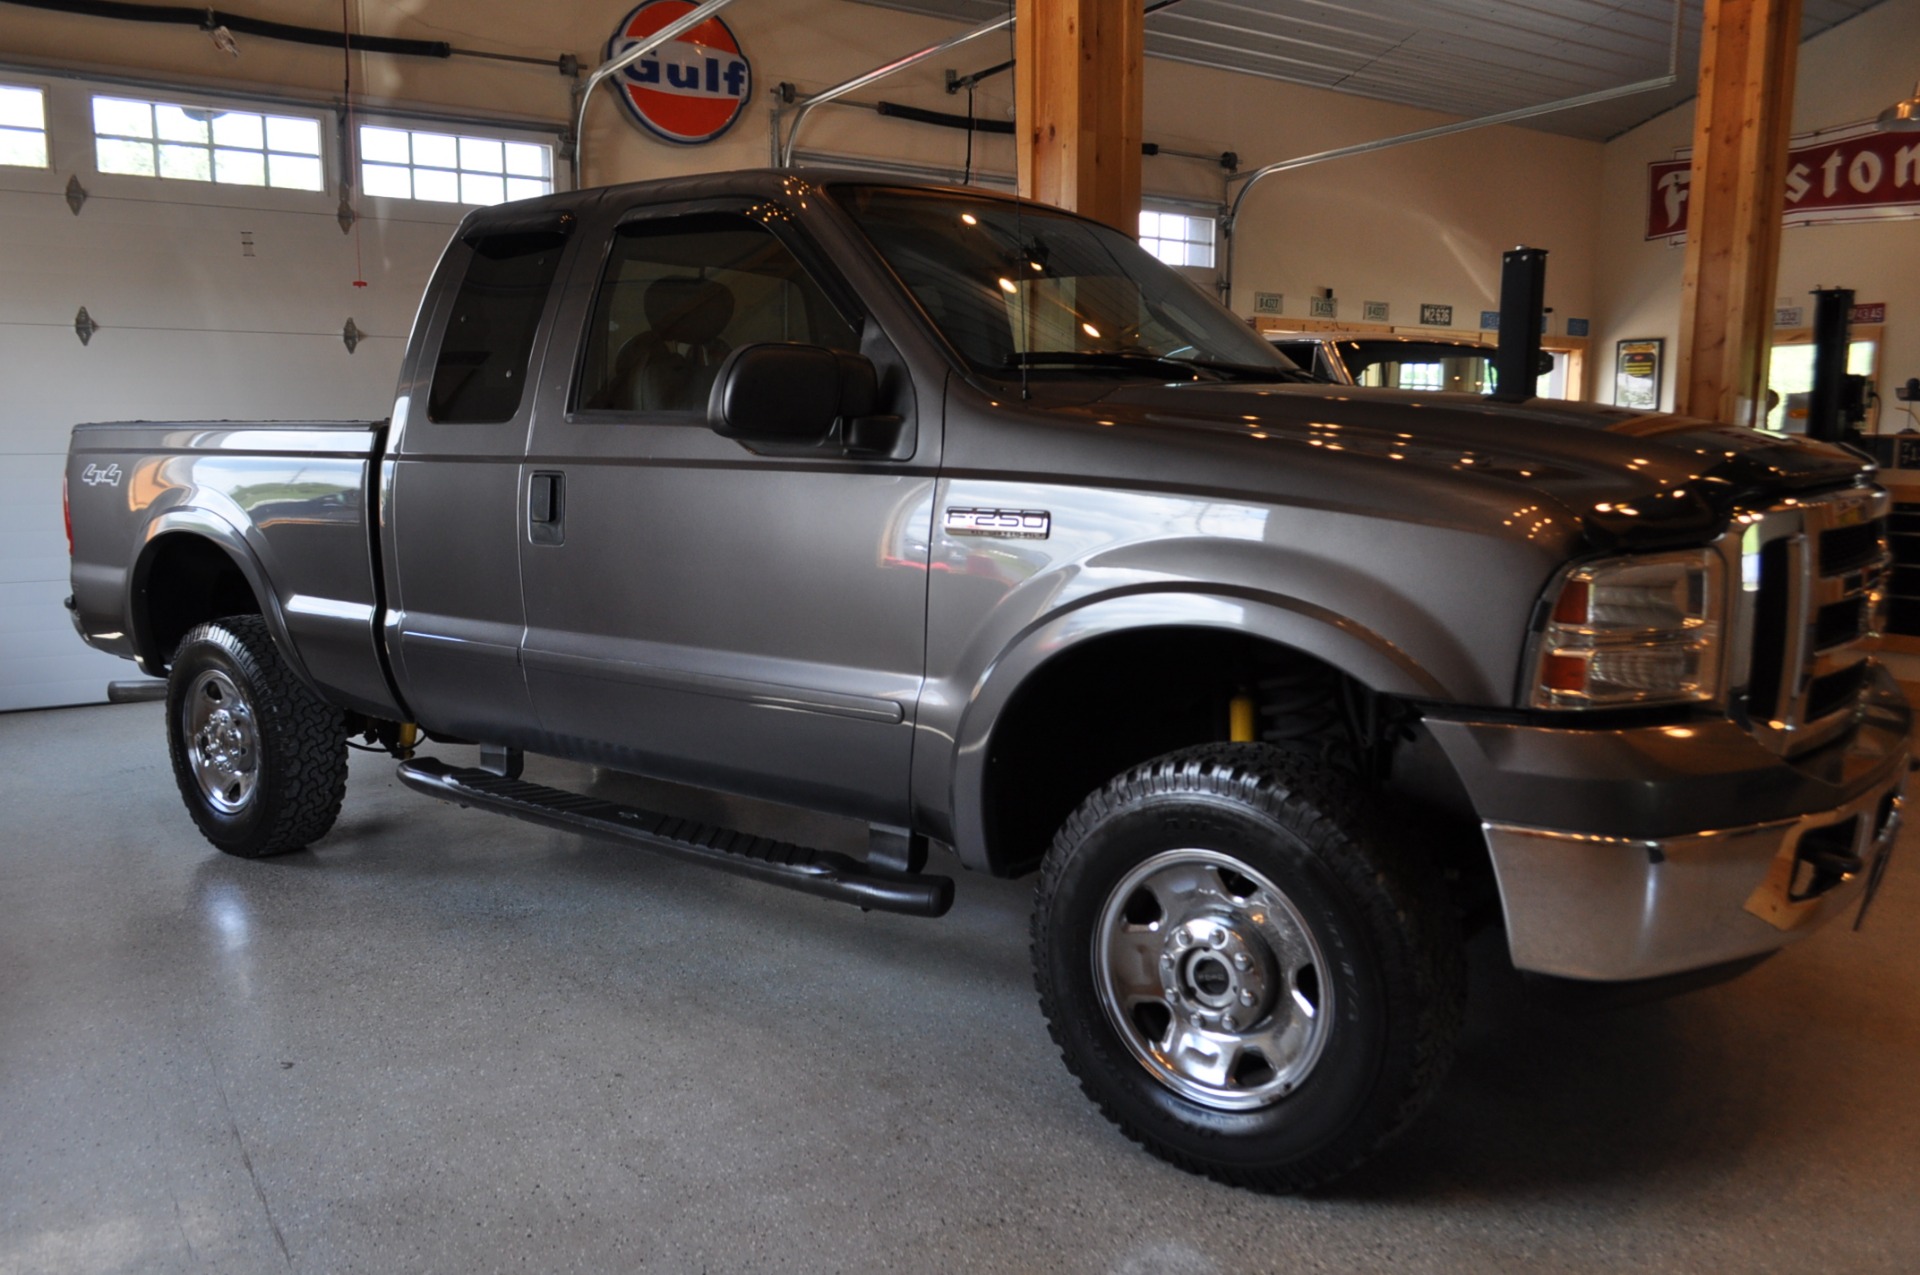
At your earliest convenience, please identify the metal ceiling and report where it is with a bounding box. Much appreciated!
[848,0,1887,141]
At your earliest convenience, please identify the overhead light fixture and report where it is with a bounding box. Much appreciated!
[1878,81,1920,131]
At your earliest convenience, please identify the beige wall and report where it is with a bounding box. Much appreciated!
[1,0,1602,333]
[1593,0,1920,419]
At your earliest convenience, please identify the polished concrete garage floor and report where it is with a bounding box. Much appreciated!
[4,702,1919,1274]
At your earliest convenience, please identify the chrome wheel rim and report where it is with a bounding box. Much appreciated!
[1094,848,1332,1111]
[183,669,259,815]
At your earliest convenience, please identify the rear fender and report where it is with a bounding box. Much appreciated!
[130,507,318,695]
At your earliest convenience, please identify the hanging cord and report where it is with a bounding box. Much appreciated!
[342,0,366,288]
[1007,0,1028,401]
[963,81,975,184]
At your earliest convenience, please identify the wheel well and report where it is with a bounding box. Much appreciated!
[977,629,1485,893]
[137,534,262,670]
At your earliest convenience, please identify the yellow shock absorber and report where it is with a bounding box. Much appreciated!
[1228,693,1257,744]
[395,722,419,760]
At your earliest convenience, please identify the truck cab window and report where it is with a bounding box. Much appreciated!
[575,212,859,415]
[427,230,568,424]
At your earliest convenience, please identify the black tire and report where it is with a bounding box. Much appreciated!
[1031,743,1463,1192]
[165,615,348,858]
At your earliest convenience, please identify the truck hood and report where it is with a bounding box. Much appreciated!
[1057,381,1873,552]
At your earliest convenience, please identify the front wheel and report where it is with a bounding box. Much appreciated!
[1031,744,1463,1192]
[165,615,348,858]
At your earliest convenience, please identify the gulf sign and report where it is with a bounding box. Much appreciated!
[1648,122,1920,241]
[607,1,751,146]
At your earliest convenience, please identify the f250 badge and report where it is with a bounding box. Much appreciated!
[944,507,1051,540]
[81,463,123,487]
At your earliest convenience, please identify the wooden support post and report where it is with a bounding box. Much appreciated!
[1014,0,1143,232]
[1676,0,1803,426]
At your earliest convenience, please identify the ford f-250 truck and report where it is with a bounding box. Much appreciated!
[66,170,1910,1191]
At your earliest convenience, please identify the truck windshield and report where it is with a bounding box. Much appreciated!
[835,186,1305,383]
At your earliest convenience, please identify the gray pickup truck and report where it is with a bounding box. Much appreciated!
[66,170,1910,1191]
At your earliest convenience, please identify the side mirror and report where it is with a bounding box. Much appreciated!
[708,343,878,443]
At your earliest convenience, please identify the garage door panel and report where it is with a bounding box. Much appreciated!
[0,189,456,339]
[0,579,129,711]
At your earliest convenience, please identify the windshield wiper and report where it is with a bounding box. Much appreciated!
[1001,351,1312,383]
[1001,351,1216,379]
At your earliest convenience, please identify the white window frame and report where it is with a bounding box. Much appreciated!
[1139,208,1217,269]
[88,91,326,192]
[0,81,50,169]
[356,121,555,208]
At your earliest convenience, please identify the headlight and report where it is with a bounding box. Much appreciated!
[1530,548,1726,709]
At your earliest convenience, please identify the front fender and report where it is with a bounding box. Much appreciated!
[929,585,1449,872]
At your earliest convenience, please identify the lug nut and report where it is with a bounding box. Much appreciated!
[1210,929,1228,949]
[1221,1014,1238,1031]
[1174,931,1191,949]
[1233,952,1251,970]
[1240,990,1257,1006]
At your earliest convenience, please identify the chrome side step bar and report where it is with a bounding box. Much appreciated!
[396,758,954,917]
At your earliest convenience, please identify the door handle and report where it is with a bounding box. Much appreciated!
[528,471,564,545]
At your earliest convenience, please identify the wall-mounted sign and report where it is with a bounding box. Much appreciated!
[1566,318,1590,337]
[607,1,752,146]
[1479,310,1500,331]
[1854,302,1886,324]
[1362,300,1389,323]
[1252,291,1284,315]
[1615,338,1664,410]
[1419,303,1453,327]
[1309,295,1338,319]
[1647,122,1920,240]
[1776,306,1806,327]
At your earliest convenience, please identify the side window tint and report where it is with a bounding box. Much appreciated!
[576,212,859,415]
[428,230,568,424]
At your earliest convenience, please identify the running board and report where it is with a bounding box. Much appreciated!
[396,758,954,917]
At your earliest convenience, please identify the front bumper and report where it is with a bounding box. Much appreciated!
[1428,662,1912,981]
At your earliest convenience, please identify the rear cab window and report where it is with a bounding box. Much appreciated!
[428,228,571,424]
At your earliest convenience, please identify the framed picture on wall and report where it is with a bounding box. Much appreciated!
[1615,338,1664,410]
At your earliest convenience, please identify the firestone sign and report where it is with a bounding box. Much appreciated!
[607,1,751,146]
[1648,122,1920,241]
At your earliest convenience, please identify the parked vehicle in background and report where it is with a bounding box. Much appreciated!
[65,170,1909,1193]
[1268,329,1561,395]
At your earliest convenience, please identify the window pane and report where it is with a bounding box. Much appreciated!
[459,136,503,173]
[576,213,860,414]
[155,104,209,144]
[268,154,323,191]
[158,143,211,181]
[429,231,570,423]
[461,173,505,206]
[412,131,457,169]
[0,127,47,168]
[414,166,459,202]
[360,125,410,164]
[0,85,43,130]
[362,162,412,198]
[211,110,263,149]
[93,96,152,139]
[215,147,266,185]
[505,176,548,203]
[266,115,320,156]
[503,142,548,178]
[96,137,155,175]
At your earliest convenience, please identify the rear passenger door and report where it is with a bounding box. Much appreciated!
[517,201,935,824]
[382,218,573,743]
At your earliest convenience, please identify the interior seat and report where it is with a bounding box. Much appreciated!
[604,276,735,412]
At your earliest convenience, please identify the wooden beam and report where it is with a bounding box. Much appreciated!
[1676,0,1803,426]
[1014,0,1143,232]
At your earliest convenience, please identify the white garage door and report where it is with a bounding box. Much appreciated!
[0,66,561,711]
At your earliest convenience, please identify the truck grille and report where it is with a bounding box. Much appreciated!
[1742,486,1891,755]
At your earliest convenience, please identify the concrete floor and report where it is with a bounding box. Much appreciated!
[3,702,1918,1274]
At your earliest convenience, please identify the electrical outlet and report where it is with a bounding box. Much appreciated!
[1897,377,1920,402]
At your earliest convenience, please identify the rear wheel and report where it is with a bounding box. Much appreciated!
[1031,743,1463,1192]
[165,615,347,858]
